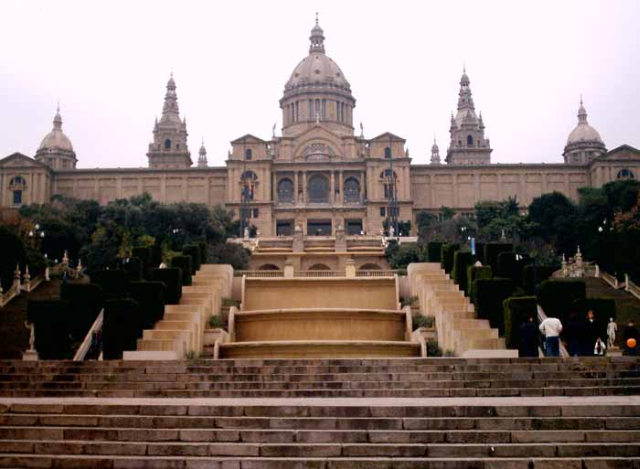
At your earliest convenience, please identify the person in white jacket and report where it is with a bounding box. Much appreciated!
[539,317,563,357]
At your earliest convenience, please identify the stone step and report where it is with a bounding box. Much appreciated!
[1,455,640,469]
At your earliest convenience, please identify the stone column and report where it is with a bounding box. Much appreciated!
[339,170,344,204]
[293,171,298,204]
[330,171,335,204]
[302,171,307,204]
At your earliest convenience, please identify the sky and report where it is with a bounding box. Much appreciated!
[1,0,639,168]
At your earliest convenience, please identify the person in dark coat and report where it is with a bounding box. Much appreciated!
[565,312,586,357]
[519,315,539,358]
[584,310,600,356]
[623,319,639,356]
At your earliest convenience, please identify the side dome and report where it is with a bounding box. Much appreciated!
[566,99,604,146]
[38,108,74,152]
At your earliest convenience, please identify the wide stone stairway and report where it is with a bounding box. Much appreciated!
[1,357,640,467]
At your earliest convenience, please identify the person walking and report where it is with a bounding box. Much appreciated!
[584,310,600,356]
[594,337,606,356]
[539,316,563,357]
[519,315,539,357]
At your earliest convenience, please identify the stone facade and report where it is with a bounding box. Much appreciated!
[2,18,640,235]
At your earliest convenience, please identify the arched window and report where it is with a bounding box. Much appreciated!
[277,178,294,202]
[344,177,360,203]
[245,149,252,160]
[164,139,171,150]
[617,169,635,180]
[384,147,392,159]
[9,176,26,206]
[9,176,26,187]
[308,263,331,270]
[258,264,280,271]
[308,174,330,203]
[467,135,473,146]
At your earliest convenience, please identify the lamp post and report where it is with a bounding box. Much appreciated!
[385,153,398,237]
[27,224,45,250]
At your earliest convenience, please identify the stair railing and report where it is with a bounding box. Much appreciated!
[73,309,104,361]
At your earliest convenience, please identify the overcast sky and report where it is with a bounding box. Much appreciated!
[1,0,639,168]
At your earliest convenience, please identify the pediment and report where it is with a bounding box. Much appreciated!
[370,132,406,143]
[291,127,345,161]
[231,134,267,145]
[0,152,49,170]
[602,144,640,160]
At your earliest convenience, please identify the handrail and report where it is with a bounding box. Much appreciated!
[628,279,640,301]
[73,309,104,361]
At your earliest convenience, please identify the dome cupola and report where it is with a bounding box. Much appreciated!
[280,15,356,137]
[35,105,77,170]
[563,97,606,164]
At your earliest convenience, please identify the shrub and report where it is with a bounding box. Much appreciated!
[471,278,517,334]
[484,243,513,275]
[572,297,616,339]
[440,243,460,274]
[27,300,72,359]
[503,296,538,349]
[536,279,586,325]
[196,240,207,264]
[128,281,166,330]
[208,316,225,329]
[496,251,517,280]
[467,265,492,295]
[91,269,128,299]
[103,299,140,360]
[0,226,27,290]
[522,265,556,295]
[426,339,442,357]
[208,243,251,270]
[60,283,104,340]
[427,242,444,263]
[183,245,202,272]
[413,315,435,329]
[452,251,473,293]
[123,257,143,281]
[131,246,152,278]
[171,255,193,286]
[151,268,183,304]
[474,242,485,265]
[150,244,163,267]
[388,243,423,270]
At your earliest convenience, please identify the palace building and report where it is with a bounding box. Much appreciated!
[1,18,639,237]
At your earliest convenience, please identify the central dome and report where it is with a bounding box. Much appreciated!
[38,109,74,152]
[566,100,604,146]
[283,18,352,96]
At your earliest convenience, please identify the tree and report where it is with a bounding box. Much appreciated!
[440,206,455,221]
[208,243,250,270]
[528,192,578,255]
[0,225,27,289]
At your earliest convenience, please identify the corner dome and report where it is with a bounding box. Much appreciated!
[38,108,74,152]
[566,99,604,146]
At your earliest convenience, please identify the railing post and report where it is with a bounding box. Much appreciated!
[595,264,600,278]
[625,274,630,291]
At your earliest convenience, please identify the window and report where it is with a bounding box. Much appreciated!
[308,174,330,203]
[241,171,257,201]
[253,208,259,218]
[277,178,294,202]
[344,177,360,203]
[245,149,252,160]
[384,147,392,159]
[164,139,171,150]
[380,207,386,217]
[617,168,635,180]
[13,190,22,205]
[467,135,473,146]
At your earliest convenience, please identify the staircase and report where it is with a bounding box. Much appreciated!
[1,358,640,468]
[585,277,640,329]
[408,263,510,357]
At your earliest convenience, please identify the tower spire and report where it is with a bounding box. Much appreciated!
[578,95,588,124]
[431,136,441,165]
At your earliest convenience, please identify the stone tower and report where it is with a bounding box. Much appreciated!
[430,137,441,165]
[563,97,606,164]
[35,106,77,170]
[279,15,356,137]
[197,140,208,168]
[147,74,191,169]
[446,69,492,165]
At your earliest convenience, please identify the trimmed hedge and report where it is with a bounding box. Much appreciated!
[536,279,586,325]
[572,297,616,339]
[484,243,513,276]
[183,245,202,272]
[503,296,538,349]
[471,278,516,334]
[27,300,72,359]
[522,265,556,295]
[132,246,152,279]
[152,268,183,304]
[440,243,460,274]
[171,256,193,286]
[150,244,163,267]
[496,251,517,280]
[467,265,492,295]
[103,299,140,360]
[427,242,444,262]
[128,281,166,330]
[60,283,104,340]
[123,257,144,282]
[474,242,485,265]
[452,251,473,293]
[91,269,128,300]
[196,240,207,264]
